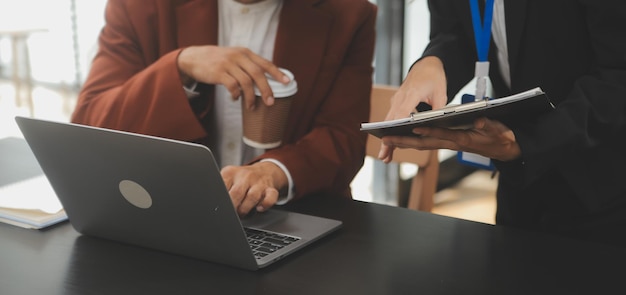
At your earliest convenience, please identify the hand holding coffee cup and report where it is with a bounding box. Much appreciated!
[242,68,298,149]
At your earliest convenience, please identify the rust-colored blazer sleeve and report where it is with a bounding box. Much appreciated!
[71,0,212,142]
[72,0,377,201]
[260,1,377,200]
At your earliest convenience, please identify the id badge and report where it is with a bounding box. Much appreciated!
[457,94,495,170]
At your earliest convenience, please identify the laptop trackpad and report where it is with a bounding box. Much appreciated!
[241,209,287,228]
[241,208,342,241]
[241,210,306,237]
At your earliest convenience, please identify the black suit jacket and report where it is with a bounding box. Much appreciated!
[423,0,626,246]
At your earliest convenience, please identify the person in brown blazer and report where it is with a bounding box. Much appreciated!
[71,0,377,216]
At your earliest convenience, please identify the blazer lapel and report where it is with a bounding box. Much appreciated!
[176,0,219,47]
[504,0,528,80]
[273,0,331,103]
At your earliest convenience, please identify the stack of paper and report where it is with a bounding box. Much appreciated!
[0,137,68,229]
[0,175,67,229]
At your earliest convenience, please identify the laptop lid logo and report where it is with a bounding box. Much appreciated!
[119,180,153,209]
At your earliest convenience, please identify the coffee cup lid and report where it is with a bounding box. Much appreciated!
[254,68,298,98]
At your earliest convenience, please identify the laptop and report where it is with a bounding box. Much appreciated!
[15,116,342,270]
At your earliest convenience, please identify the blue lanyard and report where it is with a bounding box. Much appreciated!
[469,0,495,62]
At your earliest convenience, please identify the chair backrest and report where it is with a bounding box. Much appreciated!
[365,85,439,211]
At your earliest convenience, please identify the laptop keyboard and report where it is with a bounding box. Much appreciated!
[244,228,301,259]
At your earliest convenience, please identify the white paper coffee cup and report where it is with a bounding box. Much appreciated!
[242,68,298,149]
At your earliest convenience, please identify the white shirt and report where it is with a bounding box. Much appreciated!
[185,0,294,204]
[491,0,511,89]
[214,0,281,167]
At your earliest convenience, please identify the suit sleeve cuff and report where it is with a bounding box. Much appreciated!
[183,81,200,99]
[260,158,294,205]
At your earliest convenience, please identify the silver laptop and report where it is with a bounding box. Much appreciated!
[15,116,342,270]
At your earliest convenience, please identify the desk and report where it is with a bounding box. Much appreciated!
[1,195,625,294]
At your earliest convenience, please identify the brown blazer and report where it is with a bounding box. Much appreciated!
[72,0,377,200]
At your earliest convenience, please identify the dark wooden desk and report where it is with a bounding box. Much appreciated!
[1,195,625,294]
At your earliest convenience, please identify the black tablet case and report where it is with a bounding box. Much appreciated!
[361,91,555,138]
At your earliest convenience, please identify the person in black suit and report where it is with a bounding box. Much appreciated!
[379,0,626,247]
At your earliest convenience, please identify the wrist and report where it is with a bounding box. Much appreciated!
[411,56,444,78]
[257,161,289,194]
[177,47,195,88]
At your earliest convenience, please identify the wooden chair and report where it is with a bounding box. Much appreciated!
[365,85,439,212]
